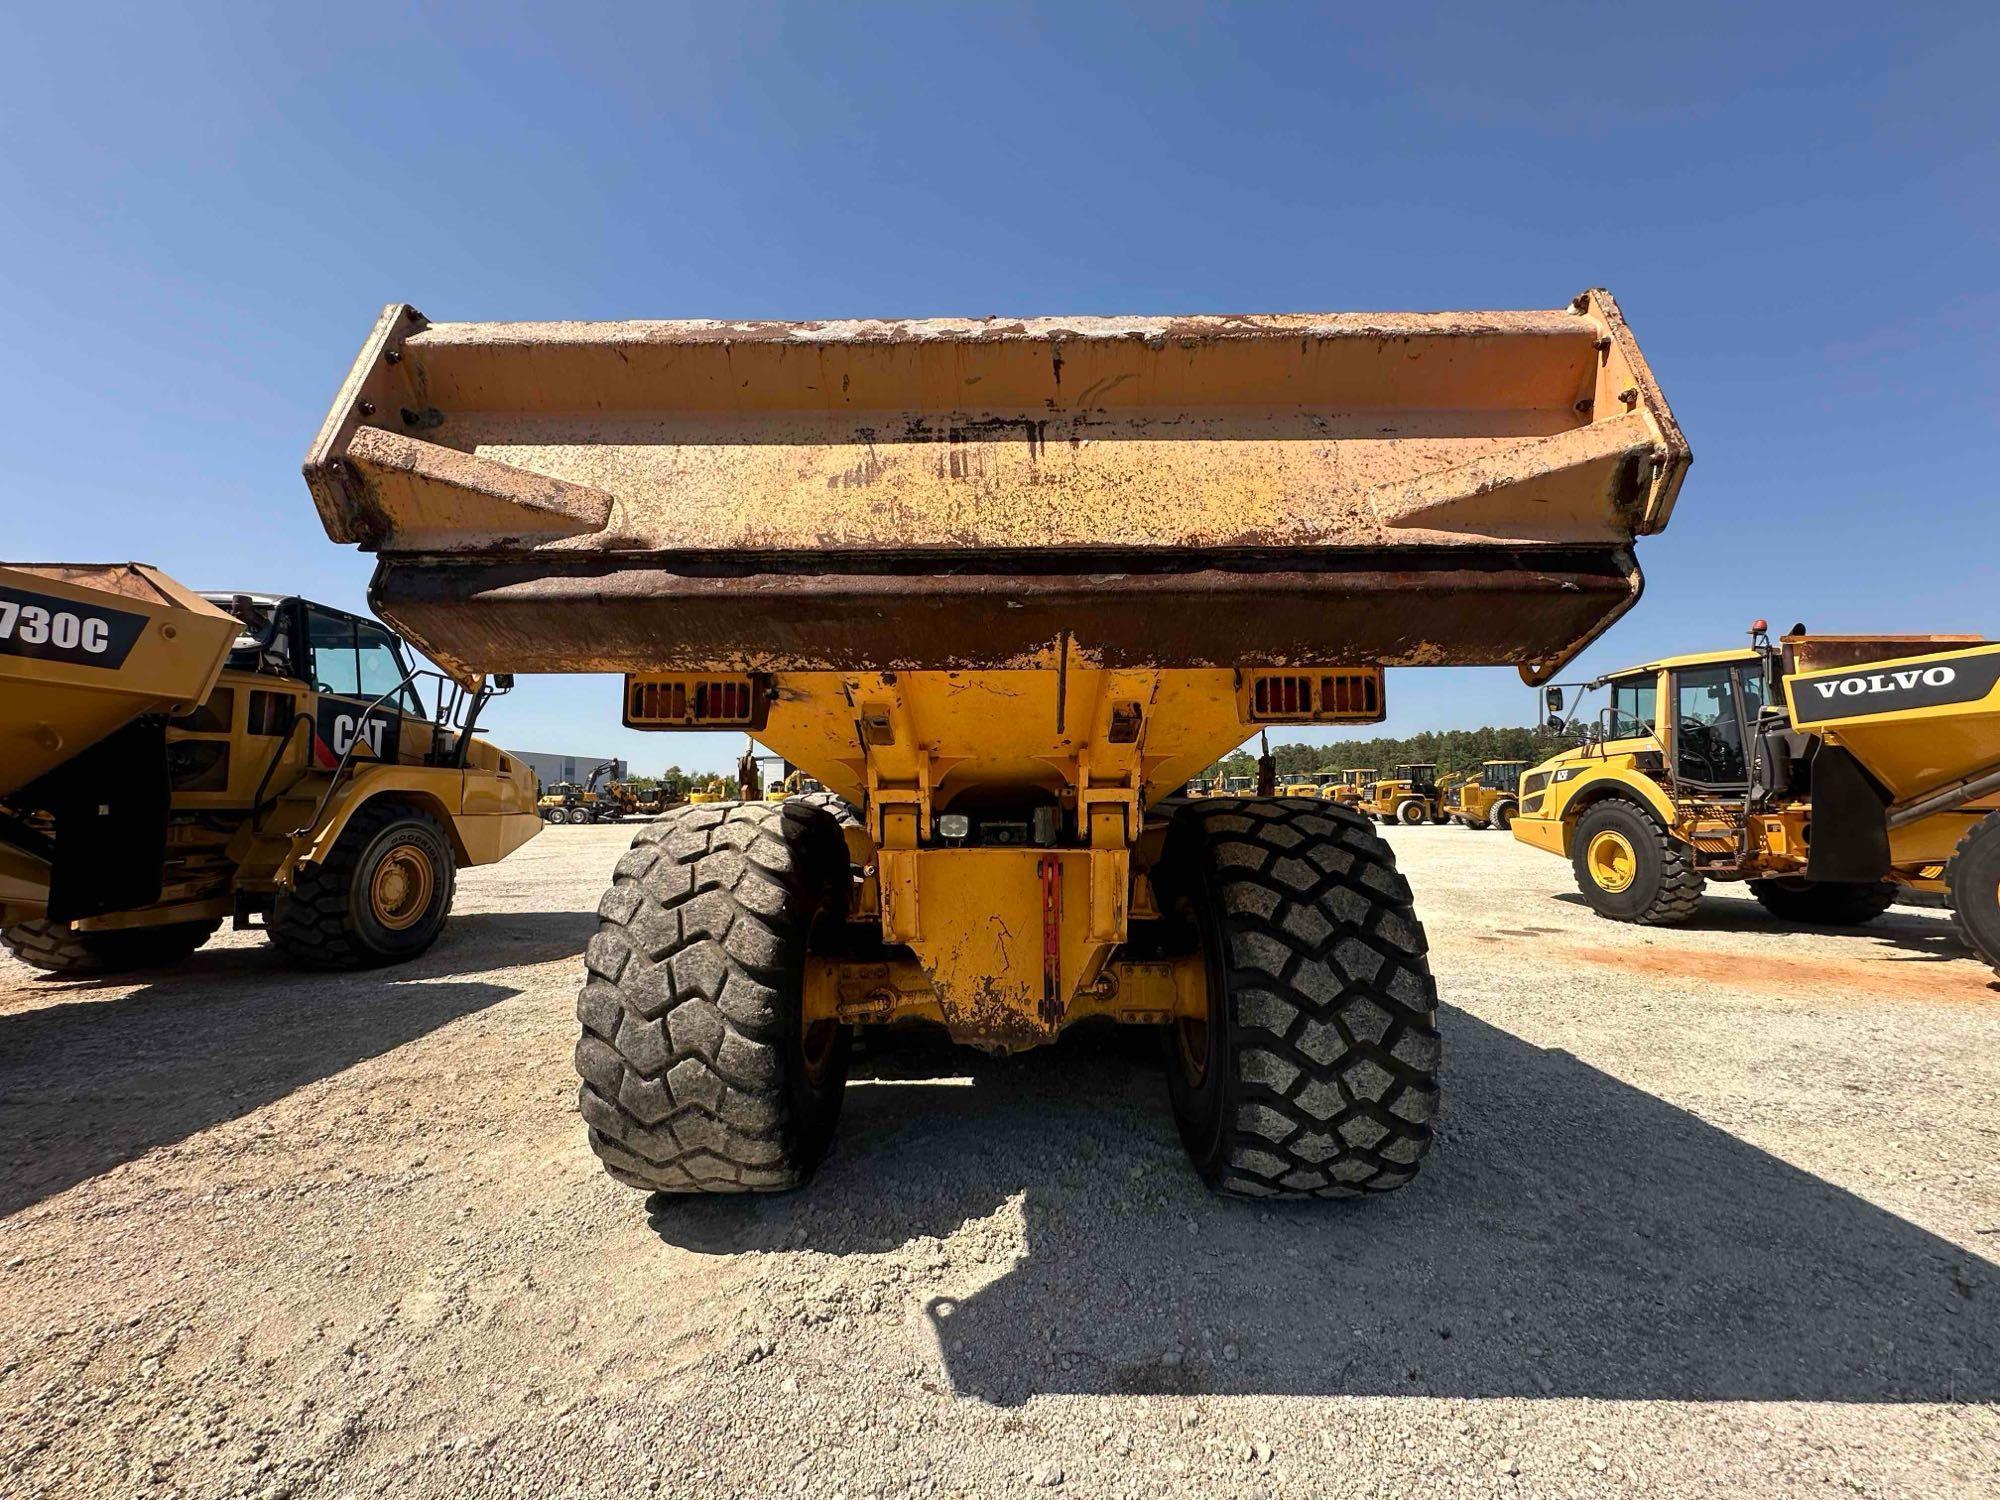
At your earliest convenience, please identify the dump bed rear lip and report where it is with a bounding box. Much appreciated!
[369,543,1642,683]
[407,307,1595,348]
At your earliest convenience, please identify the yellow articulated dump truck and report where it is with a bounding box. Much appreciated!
[1280,768,1344,799]
[1326,768,1378,810]
[1443,760,1529,829]
[1511,625,2000,964]
[1,563,540,974]
[302,289,1687,1198]
[1360,764,1444,826]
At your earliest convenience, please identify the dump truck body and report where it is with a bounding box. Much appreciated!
[1362,763,1443,825]
[1327,768,1378,809]
[1446,760,1528,828]
[1512,630,2000,957]
[305,290,1688,1198]
[1,564,540,973]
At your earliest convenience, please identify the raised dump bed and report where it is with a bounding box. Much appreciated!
[305,290,1689,1203]
[306,290,1685,684]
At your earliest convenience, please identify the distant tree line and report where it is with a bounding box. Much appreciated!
[1200,722,1588,783]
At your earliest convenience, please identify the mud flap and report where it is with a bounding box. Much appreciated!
[1804,744,1891,883]
[45,718,171,921]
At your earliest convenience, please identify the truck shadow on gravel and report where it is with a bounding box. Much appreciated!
[0,910,591,1219]
[1550,890,1975,965]
[650,1011,1998,1405]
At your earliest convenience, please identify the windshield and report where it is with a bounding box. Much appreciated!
[1607,676,1657,737]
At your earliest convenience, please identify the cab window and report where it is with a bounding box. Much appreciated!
[1673,664,1751,785]
[357,621,421,713]
[1608,676,1657,736]
[306,607,421,714]
[306,608,360,696]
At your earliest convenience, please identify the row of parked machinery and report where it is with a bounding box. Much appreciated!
[1190,761,1528,830]
[17,285,1993,1216]
[535,762,673,824]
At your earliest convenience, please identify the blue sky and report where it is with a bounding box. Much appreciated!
[3,2,1994,773]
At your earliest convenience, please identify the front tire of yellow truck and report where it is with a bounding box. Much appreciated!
[1570,801,1705,926]
[1158,797,1440,1199]
[268,804,457,969]
[574,801,853,1195]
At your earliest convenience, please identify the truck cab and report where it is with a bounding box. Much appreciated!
[1513,647,1763,862]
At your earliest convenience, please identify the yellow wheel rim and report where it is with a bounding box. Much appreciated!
[370,844,435,930]
[1586,830,1639,894]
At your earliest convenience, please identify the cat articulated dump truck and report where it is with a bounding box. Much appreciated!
[0,563,540,973]
[304,289,1687,1199]
[1512,625,2000,967]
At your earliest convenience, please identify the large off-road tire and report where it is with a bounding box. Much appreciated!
[1945,811,2000,972]
[575,800,853,1195]
[268,804,456,969]
[1570,799,1705,925]
[2,917,220,975]
[1491,801,1517,832]
[544,806,568,825]
[1749,876,1897,926]
[787,789,869,875]
[1394,799,1426,827]
[1157,797,1440,1200]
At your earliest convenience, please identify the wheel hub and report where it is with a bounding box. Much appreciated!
[1586,829,1638,893]
[370,844,435,930]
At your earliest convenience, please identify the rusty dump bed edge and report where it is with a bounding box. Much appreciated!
[306,290,1687,681]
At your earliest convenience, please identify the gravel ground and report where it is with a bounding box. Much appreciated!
[3,820,1997,1499]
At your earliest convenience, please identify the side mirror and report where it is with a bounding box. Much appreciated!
[1546,715,1565,731]
[1544,685,1565,714]
[493,673,515,691]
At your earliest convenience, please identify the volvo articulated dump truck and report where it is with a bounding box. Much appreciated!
[303,290,1688,1200]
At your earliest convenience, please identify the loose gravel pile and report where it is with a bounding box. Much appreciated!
[4,822,1997,1498]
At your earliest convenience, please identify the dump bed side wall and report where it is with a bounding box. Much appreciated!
[1,564,239,799]
[1786,641,2000,802]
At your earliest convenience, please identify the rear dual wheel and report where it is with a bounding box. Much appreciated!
[1749,877,1896,926]
[1159,797,1440,1199]
[575,800,853,1194]
[1,917,220,976]
[1947,812,2000,973]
